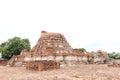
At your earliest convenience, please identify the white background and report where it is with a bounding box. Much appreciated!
[0,0,120,52]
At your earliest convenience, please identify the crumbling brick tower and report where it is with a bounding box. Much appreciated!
[30,31,73,56]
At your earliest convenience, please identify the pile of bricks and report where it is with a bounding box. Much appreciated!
[26,60,60,71]
[0,60,7,66]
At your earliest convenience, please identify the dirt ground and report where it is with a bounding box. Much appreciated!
[0,64,120,80]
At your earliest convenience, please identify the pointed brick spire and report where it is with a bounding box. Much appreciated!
[30,31,73,56]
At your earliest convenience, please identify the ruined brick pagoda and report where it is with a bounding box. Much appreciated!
[30,31,73,56]
[7,31,88,67]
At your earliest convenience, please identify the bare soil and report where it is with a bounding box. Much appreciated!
[0,64,120,80]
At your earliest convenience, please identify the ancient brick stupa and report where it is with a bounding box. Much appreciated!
[30,31,73,56]
[7,31,110,67]
[7,31,89,66]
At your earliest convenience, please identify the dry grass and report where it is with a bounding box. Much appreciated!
[0,64,120,80]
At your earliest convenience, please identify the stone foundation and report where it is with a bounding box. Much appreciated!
[24,55,88,66]
[26,60,60,71]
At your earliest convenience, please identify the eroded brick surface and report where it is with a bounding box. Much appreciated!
[26,60,60,71]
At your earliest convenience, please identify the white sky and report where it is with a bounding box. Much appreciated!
[0,0,120,52]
